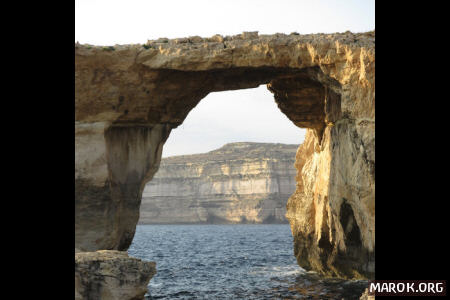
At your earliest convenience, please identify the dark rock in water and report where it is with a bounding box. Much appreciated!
[75,250,156,300]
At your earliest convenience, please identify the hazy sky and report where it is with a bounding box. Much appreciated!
[75,0,375,157]
[75,0,374,45]
[163,87,305,156]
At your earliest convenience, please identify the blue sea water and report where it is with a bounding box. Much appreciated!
[128,224,367,299]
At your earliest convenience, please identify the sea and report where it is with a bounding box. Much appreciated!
[128,224,367,300]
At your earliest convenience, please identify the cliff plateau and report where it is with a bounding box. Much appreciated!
[139,142,298,224]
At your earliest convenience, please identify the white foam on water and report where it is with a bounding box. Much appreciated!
[249,265,306,277]
[149,282,163,288]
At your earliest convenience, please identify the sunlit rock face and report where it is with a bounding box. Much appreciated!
[75,31,375,280]
[139,142,297,224]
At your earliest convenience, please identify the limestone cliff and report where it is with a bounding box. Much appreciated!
[139,142,298,224]
[75,31,375,283]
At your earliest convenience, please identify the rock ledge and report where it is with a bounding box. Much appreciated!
[75,250,156,300]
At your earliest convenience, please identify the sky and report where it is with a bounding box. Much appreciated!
[75,0,375,157]
[163,87,305,156]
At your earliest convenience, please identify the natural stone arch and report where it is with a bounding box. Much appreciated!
[75,31,374,280]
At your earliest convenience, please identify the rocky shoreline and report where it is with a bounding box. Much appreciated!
[75,30,375,299]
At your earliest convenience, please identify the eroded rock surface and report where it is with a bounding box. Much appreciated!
[75,250,156,300]
[360,288,375,300]
[139,142,297,224]
[75,31,375,279]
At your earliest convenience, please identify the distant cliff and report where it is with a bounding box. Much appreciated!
[138,142,298,224]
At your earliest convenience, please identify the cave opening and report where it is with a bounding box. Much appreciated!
[339,199,363,262]
[340,200,362,249]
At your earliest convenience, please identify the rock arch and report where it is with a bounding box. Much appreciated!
[75,31,374,280]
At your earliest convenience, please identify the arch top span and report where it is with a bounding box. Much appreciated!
[75,31,374,125]
[75,31,375,280]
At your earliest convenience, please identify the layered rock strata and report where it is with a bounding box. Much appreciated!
[75,250,156,300]
[75,30,375,281]
[139,142,298,224]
